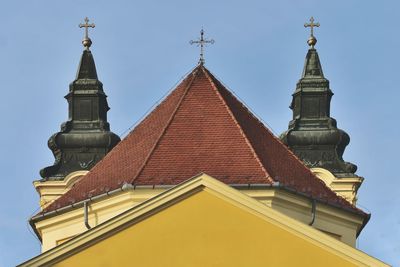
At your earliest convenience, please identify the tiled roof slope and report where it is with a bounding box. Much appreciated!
[44,65,365,215]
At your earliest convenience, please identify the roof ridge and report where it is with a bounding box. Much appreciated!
[131,67,201,184]
[201,67,273,184]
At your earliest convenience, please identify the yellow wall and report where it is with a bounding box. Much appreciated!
[55,190,357,267]
[36,188,167,251]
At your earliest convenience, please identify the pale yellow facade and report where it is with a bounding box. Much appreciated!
[33,171,89,209]
[311,168,363,205]
[20,174,387,267]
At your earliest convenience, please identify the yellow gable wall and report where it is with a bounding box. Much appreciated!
[55,190,357,267]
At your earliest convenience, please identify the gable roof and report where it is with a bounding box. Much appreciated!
[42,65,365,216]
[21,174,386,267]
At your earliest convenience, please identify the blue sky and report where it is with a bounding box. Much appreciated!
[0,0,399,266]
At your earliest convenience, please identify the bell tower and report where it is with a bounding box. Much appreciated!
[34,18,120,209]
[280,18,363,204]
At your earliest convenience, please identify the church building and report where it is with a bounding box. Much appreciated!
[19,17,388,266]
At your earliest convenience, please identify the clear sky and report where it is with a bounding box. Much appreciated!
[0,0,399,266]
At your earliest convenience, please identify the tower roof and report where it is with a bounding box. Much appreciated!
[43,65,364,215]
[302,48,324,78]
[76,49,98,80]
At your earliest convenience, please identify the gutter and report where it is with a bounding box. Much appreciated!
[309,199,316,226]
[231,182,369,236]
[84,201,91,229]
[31,183,136,222]
[29,182,139,242]
[232,182,366,215]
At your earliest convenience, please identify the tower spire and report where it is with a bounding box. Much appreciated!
[280,19,357,177]
[40,19,120,180]
[190,28,215,64]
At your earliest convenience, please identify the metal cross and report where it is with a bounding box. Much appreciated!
[304,16,320,37]
[79,17,95,39]
[190,29,215,64]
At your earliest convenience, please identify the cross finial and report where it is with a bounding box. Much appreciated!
[190,29,215,65]
[304,17,320,48]
[79,17,95,50]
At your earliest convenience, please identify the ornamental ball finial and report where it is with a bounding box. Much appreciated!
[82,38,92,49]
[307,36,317,47]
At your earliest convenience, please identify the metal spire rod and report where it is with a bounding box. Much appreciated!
[190,28,215,64]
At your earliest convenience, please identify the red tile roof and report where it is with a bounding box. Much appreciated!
[43,65,365,215]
